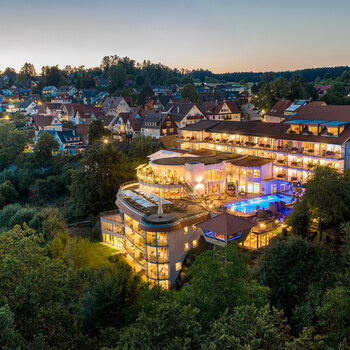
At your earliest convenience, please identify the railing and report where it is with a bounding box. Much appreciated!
[186,138,343,159]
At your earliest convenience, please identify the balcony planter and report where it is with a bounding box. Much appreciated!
[228,140,234,144]
[277,146,283,150]
[307,149,314,153]
[326,151,335,156]
[291,177,298,182]
[250,142,256,146]
[277,159,284,164]
[327,132,334,136]
[289,130,296,134]
[291,161,298,166]
[215,139,221,142]
[292,147,299,152]
[307,163,315,169]
[277,174,284,178]
[245,142,251,146]
[265,144,271,148]
[236,141,241,145]
[259,143,265,147]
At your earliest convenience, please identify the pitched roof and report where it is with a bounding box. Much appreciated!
[32,115,57,127]
[166,102,201,122]
[102,97,127,109]
[142,112,169,129]
[197,213,254,236]
[267,100,292,116]
[293,105,350,122]
[75,123,89,137]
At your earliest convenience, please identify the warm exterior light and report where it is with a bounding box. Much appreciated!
[196,177,203,183]
[194,183,204,190]
[103,139,109,144]
[4,115,9,120]
[260,223,265,228]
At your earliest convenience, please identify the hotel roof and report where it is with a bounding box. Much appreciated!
[197,212,254,237]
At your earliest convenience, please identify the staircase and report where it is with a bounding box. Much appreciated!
[183,181,202,203]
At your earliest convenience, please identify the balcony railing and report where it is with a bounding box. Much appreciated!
[182,138,342,159]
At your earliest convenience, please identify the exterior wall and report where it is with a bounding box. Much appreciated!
[167,225,201,285]
[179,130,344,182]
[264,114,284,123]
[141,127,161,138]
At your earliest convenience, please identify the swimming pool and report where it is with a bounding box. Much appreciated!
[225,194,294,214]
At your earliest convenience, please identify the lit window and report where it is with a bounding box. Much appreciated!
[175,262,182,271]
[184,226,188,233]
[193,239,198,247]
[192,224,196,230]
[184,243,190,251]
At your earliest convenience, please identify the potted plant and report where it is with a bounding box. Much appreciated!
[277,173,284,178]
[291,161,298,166]
[259,143,265,147]
[291,177,298,182]
[326,151,335,156]
[277,159,284,164]
[292,147,298,152]
[307,149,314,153]
[277,145,283,150]
[265,144,271,148]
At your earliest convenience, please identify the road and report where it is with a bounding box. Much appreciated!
[241,103,263,121]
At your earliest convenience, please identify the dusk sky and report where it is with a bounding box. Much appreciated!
[1,0,349,73]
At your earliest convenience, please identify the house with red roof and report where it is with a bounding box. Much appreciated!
[201,100,241,121]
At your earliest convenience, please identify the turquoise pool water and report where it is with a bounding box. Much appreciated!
[226,194,294,214]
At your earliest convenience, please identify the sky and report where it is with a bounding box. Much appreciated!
[0,0,349,74]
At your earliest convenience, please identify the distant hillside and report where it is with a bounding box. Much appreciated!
[191,66,350,83]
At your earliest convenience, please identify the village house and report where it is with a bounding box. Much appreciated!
[201,100,241,121]
[101,96,131,115]
[141,112,177,139]
[42,86,58,98]
[166,102,206,128]
[17,101,37,115]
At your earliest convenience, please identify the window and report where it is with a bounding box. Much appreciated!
[175,262,182,271]
[192,224,196,230]
[192,239,198,247]
[184,226,188,233]
[184,243,190,251]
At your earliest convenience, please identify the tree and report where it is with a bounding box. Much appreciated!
[204,305,290,350]
[0,181,18,209]
[69,144,134,218]
[88,119,110,141]
[41,65,62,87]
[304,166,350,227]
[80,263,140,335]
[136,75,145,87]
[317,285,350,347]
[137,84,154,106]
[109,65,126,92]
[118,300,203,350]
[33,131,59,166]
[178,244,269,325]
[257,235,337,329]
[2,67,17,85]
[286,199,311,237]
[19,62,37,83]
[0,123,26,167]
[128,135,157,163]
[180,83,199,103]
[0,304,24,349]
[0,225,87,348]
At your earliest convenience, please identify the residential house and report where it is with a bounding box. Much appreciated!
[58,86,77,97]
[166,102,206,128]
[31,115,63,134]
[52,93,72,104]
[201,101,241,121]
[101,96,131,114]
[17,101,37,115]
[264,100,292,123]
[35,129,84,155]
[116,111,144,136]
[141,112,177,139]
[42,86,58,98]
[315,85,332,98]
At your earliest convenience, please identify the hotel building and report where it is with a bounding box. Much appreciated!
[100,104,350,288]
